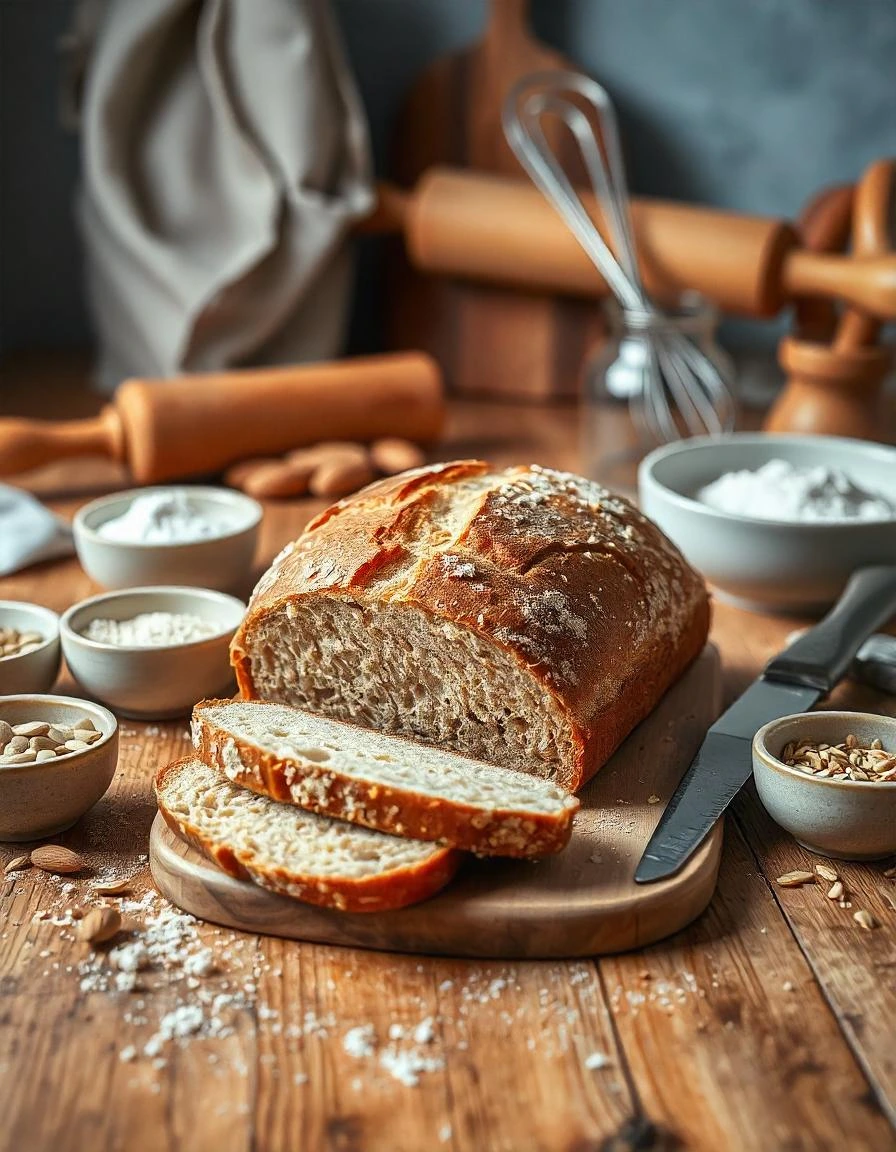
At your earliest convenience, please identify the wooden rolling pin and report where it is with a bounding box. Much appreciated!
[364,168,896,319]
[0,353,444,482]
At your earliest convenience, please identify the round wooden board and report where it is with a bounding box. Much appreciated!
[151,646,723,958]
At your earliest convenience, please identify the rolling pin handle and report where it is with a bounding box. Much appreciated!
[0,405,125,477]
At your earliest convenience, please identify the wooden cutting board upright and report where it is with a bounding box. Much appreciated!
[150,646,723,958]
[386,0,606,401]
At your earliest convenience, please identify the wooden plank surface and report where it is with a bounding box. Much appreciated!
[0,360,895,1151]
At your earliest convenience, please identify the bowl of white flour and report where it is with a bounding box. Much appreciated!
[60,587,246,718]
[639,434,896,612]
[73,486,262,594]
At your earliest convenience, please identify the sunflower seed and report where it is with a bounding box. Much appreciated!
[815,863,839,883]
[776,871,815,887]
[827,881,845,901]
[853,909,876,931]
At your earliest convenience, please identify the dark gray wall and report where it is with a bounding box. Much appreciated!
[2,0,896,358]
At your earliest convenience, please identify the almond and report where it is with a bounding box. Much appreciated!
[78,905,122,944]
[224,456,282,492]
[31,845,85,875]
[286,441,368,467]
[309,457,375,500]
[370,437,425,475]
[91,878,131,896]
[4,855,30,875]
[242,458,316,499]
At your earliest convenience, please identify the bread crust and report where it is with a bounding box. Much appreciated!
[231,461,710,791]
[154,757,461,913]
[192,701,579,858]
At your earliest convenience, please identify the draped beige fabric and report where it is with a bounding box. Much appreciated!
[72,0,373,391]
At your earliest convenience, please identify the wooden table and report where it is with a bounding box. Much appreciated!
[1,360,895,1152]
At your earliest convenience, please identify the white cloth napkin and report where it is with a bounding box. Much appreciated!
[0,486,75,576]
[66,0,374,391]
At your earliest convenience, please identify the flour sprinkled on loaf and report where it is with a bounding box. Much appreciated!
[232,461,709,791]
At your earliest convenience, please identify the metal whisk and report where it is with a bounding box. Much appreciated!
[503,70,735,444]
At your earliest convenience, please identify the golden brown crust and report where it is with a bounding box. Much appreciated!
[231,461,710,792]
[192,702,578,858]
[154,757,462,914]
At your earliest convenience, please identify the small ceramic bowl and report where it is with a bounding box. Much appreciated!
[753,711,896,860]
[0,601,61,695]
[73,486,262,593]
[638,434,896,612]
[60,587,246,720]
[0,694,118,842]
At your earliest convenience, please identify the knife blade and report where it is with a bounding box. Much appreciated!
[635,564,896,885]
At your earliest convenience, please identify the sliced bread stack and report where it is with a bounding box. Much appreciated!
[155,701,579,914]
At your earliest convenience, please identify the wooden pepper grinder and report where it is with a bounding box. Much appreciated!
[765,159,895,441]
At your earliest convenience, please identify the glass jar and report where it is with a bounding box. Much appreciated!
[581,297,735,497]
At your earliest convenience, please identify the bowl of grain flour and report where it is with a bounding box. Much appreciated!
[60,587,246,718]
[639,434,896,612]
[73,486,262,594]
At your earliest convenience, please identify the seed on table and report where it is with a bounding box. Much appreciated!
[3,855,30,875]
[827,881,845,901]
[853,909,876,931]
[13,722,49,738]
[883,865,896,879]
[776,871,815,887]
[815,863,839,883]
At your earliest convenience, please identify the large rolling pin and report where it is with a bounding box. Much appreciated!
[0,353,443,481]
[365,168,896,319]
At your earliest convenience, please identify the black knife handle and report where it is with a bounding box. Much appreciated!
[764,565,896,692]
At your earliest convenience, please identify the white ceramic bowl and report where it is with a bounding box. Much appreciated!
[0,695,118,842]
[638,434,896,612]
[73,486,262,593]
[0,601,61,695]
[60,587,246,720]
[753,710,896,860]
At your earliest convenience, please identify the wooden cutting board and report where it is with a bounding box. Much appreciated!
[150,645,723,958]
[386,0,606,401]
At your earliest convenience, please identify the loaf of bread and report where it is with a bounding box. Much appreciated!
[231,461,709,792]
[192,699,579,857]
[155,756,460,913]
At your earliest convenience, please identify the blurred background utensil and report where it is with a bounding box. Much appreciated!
[502,69,736,446]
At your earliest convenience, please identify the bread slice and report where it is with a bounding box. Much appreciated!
[154,756,461,913]
[231,462,709,791]
[192,699,580,857]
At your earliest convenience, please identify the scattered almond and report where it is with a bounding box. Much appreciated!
[815,863,839,883]
[78,905,122,944]
[776,870,815,887]
[309,457,376,500]
[827,881,844,901]
[92,878,131,896]
[241,457,316,500]
[30,845,85,875]
[4,855,30,875]
[223,456,280,490]
[883,865,896,879]
[853,909,877,931]
[369,437,425,475]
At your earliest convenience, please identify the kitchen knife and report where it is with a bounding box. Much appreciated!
[635,565,896,884]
